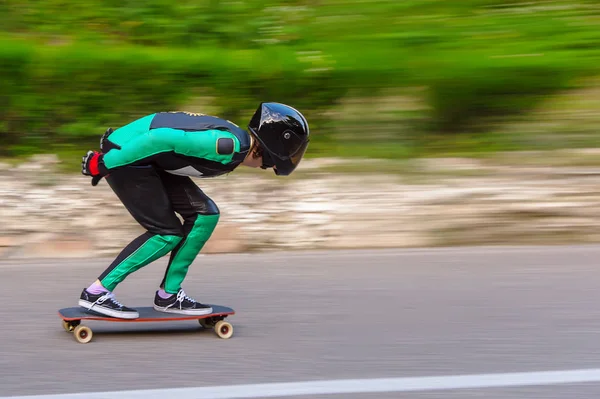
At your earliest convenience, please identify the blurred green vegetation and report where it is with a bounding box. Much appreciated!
[1,0,600,161]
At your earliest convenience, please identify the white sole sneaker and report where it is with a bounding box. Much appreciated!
[153,305,213,316]
[79,300,139,319]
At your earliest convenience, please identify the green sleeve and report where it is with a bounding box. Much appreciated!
[102,128,242,170]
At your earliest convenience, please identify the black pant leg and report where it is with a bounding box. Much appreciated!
[106,166,183,235]
[155,171,220,292]
[96,166,184,290]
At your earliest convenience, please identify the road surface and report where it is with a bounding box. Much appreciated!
[1,245,600,398]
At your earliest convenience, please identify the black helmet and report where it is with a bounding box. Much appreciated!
[248,102,310,176]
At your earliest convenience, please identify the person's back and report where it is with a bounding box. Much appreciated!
[100,111,251,179]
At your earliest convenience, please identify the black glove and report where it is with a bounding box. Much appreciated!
[100,128,113,153]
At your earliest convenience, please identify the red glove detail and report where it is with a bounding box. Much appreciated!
[82,150,107,178]
[88,152,101,176]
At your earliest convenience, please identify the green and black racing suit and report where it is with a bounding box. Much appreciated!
[95,111,251,294]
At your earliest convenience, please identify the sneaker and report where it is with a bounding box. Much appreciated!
[153,289,213,315]
[78,289,139,319]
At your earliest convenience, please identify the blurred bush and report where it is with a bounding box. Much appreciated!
[427,52,584,133]
[1,0,599,158]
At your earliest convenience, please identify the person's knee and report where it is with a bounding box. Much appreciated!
[147,224,186,240]
[179,194,220,239]
[181,197,219,223]
[195,196,219,216]
[156,234,183,251]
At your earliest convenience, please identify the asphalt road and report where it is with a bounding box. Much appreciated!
[2,246,600,398]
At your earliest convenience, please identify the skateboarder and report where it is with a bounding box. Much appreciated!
[78,102,310,319]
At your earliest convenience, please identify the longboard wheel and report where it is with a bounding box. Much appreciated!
[73,325,93,344]
[214,320,233,339]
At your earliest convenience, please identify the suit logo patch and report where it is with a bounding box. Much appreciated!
[217,138,234,155]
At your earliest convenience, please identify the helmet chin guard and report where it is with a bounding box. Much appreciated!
[260,151,276,170]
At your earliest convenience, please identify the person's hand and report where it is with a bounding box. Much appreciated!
[81,150,107,186]
[100,128,120,152]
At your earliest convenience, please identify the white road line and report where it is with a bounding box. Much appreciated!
[5,369,600,398]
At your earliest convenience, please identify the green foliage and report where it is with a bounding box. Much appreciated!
[0,41,347,154]
[1,0,600,157]
[426,52,585,132]
[0,40,35,154]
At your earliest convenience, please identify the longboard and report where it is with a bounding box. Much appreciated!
[58,305,235,343]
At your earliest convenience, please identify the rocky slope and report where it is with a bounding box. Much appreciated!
[2,153,600,258]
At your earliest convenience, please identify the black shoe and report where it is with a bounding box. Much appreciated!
[78,289,139,319]
[153,289,213,315]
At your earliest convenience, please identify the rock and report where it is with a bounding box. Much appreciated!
[11,234,94,259]
[202,224,248,254]
[29,154,60,167]
[416,157,485,172]
[328,232,431,248]
[295,157,346,170]
[0,162,11,173]
[0,236,18,247]
[3,155,600,258]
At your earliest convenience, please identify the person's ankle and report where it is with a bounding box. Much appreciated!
[157,288,173,299]
[87,281,108,295]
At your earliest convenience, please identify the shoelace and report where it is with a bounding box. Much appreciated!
[167,290,196,309]
[91,292,123,309]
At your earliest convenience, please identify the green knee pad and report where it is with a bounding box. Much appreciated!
[163,214,220,293]
[101,234,182,291]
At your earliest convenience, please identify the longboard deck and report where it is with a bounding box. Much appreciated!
[58,305,234,322]
[59,305,235,343]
